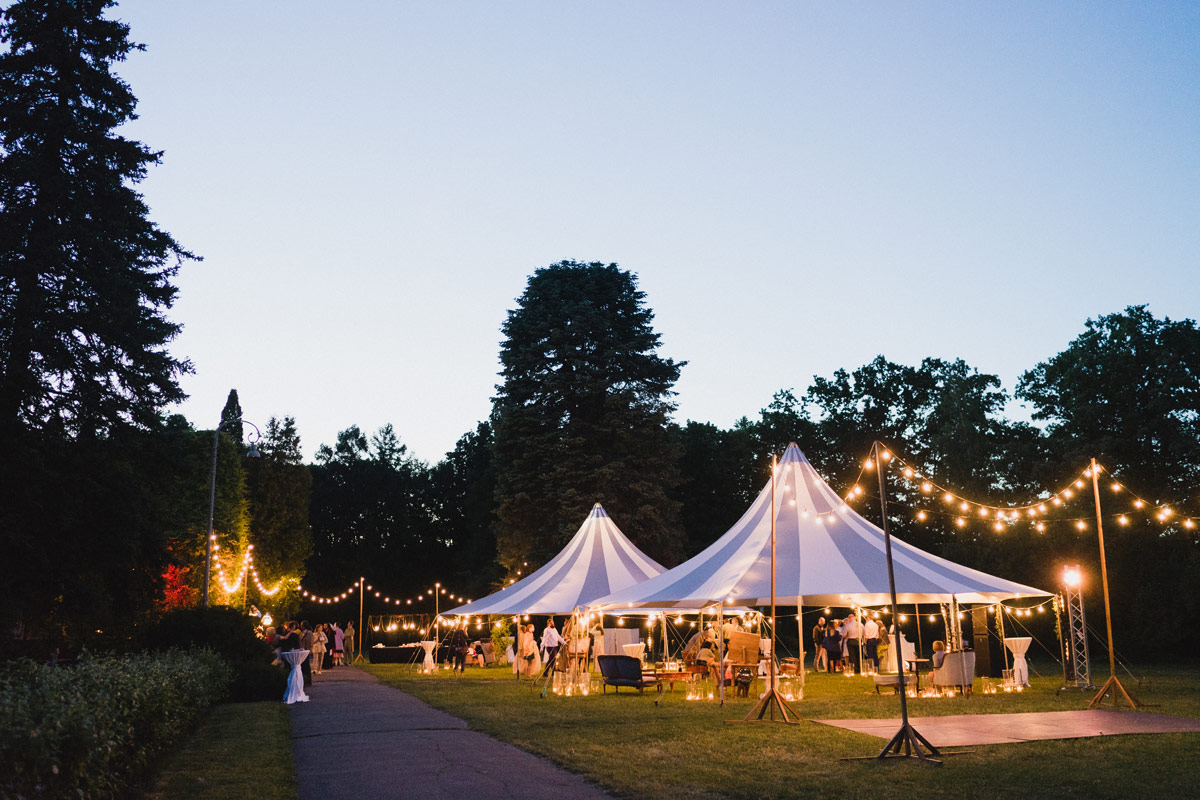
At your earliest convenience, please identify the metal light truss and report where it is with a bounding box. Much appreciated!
[1062,585,1092,689]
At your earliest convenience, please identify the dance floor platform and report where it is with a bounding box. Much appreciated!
[814,710,1200,746]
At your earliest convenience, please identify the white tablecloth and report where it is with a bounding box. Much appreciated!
[1004,636,1032,686]
[622,643,645,660]
[419,640,437,673]
[281,649,310,704]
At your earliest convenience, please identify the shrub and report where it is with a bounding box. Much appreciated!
[140,605,273,666]
[489,617,514,665]
[229,659,289,702]
[0,648,231,800]
[141,605,278,702]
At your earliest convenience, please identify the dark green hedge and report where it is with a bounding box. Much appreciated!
[0,648,231,799]
[140,605,284,701]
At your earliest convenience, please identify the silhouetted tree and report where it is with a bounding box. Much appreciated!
[0,0,193,437]
[491,261,685,570]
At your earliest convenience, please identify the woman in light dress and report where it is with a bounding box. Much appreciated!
[311,624,328,675]
[518,623,541,678]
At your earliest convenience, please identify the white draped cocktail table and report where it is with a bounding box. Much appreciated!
[1004,636,1032,686]
[281,649,310,704]
[419,640,437,673]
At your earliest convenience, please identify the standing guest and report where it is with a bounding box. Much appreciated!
[540,618,565,678]
[311,624,327,676]
[283,621,301,648]
[266,626,279,664]
[863,616,880,673]
[811,617,828,672]
[312,623,326,676]
[588,617,605,671]
[344,622,356,664]
[518,624,540,678]
[841,614,863,674]
[450,622,470,674]
[877,621,892,671]
[299,622,314,687]
[822,624,842,673]
[330,622,345,667]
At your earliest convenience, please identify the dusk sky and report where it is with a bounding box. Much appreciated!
[113,1,1199,463]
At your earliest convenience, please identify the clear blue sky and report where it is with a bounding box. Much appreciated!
[112,1,1200,463]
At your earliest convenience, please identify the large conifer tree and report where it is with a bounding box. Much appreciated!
[0,0,193,437]
[492,261,685,571]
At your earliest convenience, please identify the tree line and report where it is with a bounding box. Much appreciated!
[2,3,1196,658]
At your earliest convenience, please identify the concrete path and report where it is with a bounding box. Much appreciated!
[289,666,613,800]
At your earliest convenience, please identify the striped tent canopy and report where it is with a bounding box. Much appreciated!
[444,503,666,617]
[592,443,1049,610]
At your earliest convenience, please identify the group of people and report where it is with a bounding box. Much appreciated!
[811,614,890,674]
[265,620,356,686]
[508,617,607,680]
[512,618,568,679]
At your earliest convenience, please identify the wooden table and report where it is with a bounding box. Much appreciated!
[643,670,689,692]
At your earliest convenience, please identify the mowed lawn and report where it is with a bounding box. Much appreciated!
[147,701,297,800]
[364,662,1200,800]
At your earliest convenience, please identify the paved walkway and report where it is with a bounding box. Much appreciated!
[289,666,613,800]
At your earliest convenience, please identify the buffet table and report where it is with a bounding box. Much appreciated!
[367,643,424,664]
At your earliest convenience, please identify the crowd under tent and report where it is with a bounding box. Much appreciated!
[591,443,1051,697]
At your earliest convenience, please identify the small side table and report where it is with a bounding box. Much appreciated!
[910,658,931,691]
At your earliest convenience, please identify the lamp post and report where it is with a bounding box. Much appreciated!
[203,417,262,608]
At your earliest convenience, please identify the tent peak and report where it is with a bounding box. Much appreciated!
[589,503,609,517]
[781,443,809,462]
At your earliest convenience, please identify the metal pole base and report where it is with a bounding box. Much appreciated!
[725,688,800,725]
[1089,674,1142,709]
[877,722,942,765]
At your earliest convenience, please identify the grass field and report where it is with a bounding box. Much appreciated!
[364,661,1200,800]
[146,701,297,800]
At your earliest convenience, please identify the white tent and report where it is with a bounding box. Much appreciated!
[444,503,666,617]
[592,443,1049,611]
